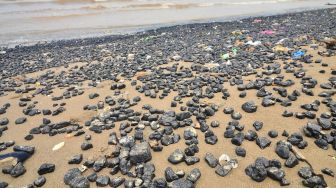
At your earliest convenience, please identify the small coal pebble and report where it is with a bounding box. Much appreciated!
[235,146,246,157]
[168,149,185,164]
[38,163,55,175]
[34,176,46,187]
[268,130,278,138]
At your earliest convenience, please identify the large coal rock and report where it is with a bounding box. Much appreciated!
[129,142,152,164]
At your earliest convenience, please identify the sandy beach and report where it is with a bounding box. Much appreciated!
[0,7,336,188]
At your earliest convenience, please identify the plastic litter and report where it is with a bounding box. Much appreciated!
[276,38,288,45]
[52,142,65,151]
[221,53,230,60]
[232,48,238,56]
[231,30,242,35]
[292,50,305,59]
[246,41,262,46]
[260,30,275,35]
[144,36,157,41]
[221,48,238,60]
[253,19,262,23]
[273,45,289,52]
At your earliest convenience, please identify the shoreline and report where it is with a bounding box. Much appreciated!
[0,6,334,50]
[0,1,335,48]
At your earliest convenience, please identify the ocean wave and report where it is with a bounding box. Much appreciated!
[231,0,294,5]
[0,0,301,15]
[119,0,298,11]
[0,0,297,4]
[0,0,128,3]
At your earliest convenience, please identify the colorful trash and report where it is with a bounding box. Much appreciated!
[231,30,242,36]
[221,53,230,60]
[273,45,289,52]
[144,36,156,41]
[232,48,238,56]
[276,38,288,45]
[260,30,275,35]
[253,19,262,23]
[221,47,238,60]
[246,41,262,46]
[292,50,305,59]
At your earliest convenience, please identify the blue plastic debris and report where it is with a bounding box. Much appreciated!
[293,50,305,59]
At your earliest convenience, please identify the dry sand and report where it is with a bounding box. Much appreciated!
[0,44,335,188]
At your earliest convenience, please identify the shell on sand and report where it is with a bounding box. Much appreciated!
[52,142,65,151]
[218,154,230,164]
[219,154,238,169]
[79,165,87,173]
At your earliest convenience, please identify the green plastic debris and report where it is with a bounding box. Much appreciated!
[221,47,238,60]
[144,36,156,41]
[232,48,238,56]
[221,48,238,60]
[221,53,230,60]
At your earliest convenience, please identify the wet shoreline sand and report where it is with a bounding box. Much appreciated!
[0,8,336,188]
